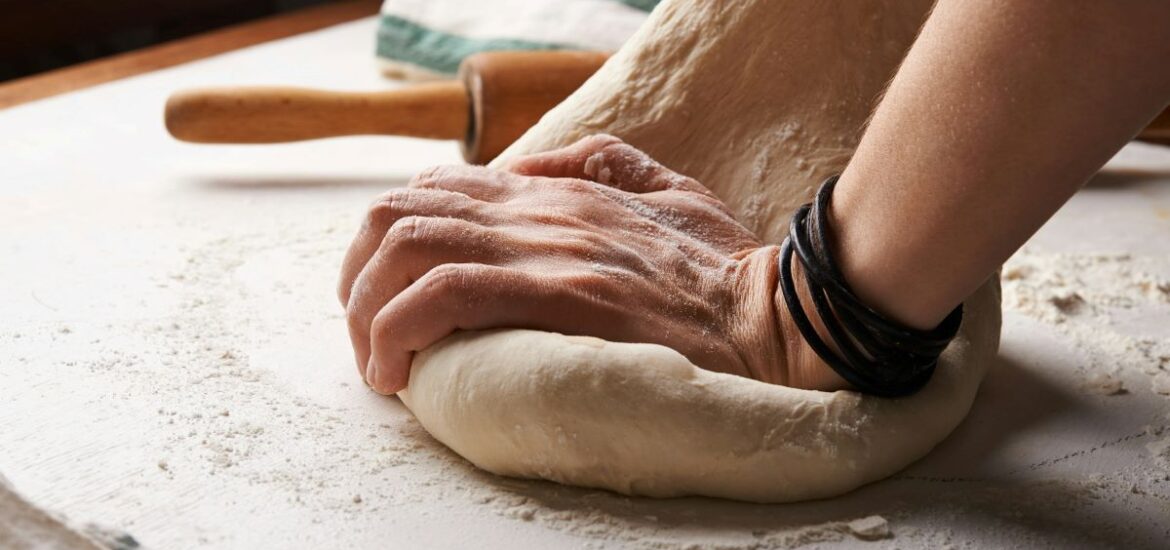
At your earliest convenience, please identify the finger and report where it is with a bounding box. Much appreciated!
[577,143,715,196]
[345,216,521,376]
[338,187,495,306]
[501,134,625,179]
[365,266,626,394]
[408,165,517,202]
[506,135,715,197]
[366,264,536,393]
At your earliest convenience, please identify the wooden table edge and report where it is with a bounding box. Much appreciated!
[0,0,382,110]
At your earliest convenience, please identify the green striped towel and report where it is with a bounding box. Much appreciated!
[377,0,661,80]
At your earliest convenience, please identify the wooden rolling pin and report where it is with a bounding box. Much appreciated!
[165,51,609,164]
[167,49,1170,164]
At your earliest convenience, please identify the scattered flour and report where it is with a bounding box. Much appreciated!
[1081,372,1127,395]
[1152,372,1170,396]
[1148,438,1170,470]
[10,202,1168,548]
[1002,249,1170,398]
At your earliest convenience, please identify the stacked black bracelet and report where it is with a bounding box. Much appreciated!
[778,176,963,397]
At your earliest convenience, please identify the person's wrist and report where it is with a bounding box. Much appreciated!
[727,245,788,385]
[771,252,853,392]
[830,168,948,331]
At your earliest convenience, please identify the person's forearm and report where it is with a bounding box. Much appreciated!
[833,0,1170,330]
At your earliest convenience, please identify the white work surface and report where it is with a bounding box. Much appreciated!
[3,18,1169,550]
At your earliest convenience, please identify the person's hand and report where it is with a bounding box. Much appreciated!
[338,135,846,394]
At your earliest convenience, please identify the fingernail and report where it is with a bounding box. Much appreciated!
[365,359,380,390]
[584,152,606,180]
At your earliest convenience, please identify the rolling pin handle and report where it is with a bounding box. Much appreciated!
[165,83,469,144]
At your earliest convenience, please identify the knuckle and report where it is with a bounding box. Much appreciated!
[369,307,397,341]
[384,216,435,251]
[408,165,459,188]
[344,293,367,330]
[557,235,595,255]
[554,271,611,303]
[569,270,609,290]
[367,188,411,226]
[557,229,605,253]
[418,263,472,294]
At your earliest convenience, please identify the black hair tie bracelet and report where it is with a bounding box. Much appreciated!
[777,175,962,397]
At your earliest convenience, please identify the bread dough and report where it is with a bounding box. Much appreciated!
[398,0,1003,502]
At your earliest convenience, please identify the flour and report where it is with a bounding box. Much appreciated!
[7,193,1165,549]
[1080,371,1127,395]
[1148,438,1170,471]
[1002,249,1170,397]
[1152,372,1170,395]
[5,183,1166,550]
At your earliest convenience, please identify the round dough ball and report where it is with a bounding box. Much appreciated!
[399,279,1000,503]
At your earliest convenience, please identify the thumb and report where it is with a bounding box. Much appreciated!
[506,134,713,196]
[501,134,624,180]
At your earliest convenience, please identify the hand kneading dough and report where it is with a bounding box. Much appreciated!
[398,0,1003,502]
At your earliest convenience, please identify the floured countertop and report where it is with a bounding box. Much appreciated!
[2,17,1169,550]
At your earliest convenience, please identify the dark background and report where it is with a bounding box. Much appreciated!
[0,0,339,83]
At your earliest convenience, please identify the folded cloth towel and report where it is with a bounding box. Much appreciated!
[377,0,659,80]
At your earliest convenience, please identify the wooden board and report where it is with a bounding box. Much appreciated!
[0,0,380,109]
[1,13,1169,550]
